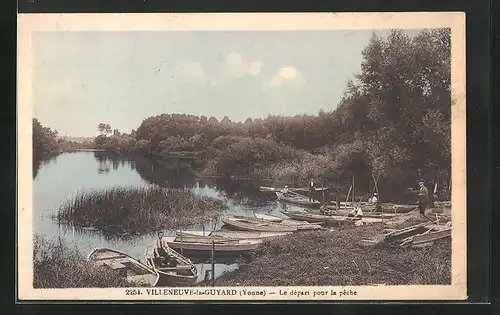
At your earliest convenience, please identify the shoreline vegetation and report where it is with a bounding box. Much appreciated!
[212,216,451,287]
[34,29,452,201]
[33,234,144,288]
[56,186,227,234]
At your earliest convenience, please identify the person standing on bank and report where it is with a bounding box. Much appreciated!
[309,178,315,202]
[418,181,429,216]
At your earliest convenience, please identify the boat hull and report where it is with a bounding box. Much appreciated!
[88,248,159,287]
[144,241,198,287]
[221,216,297,232]
[412,228,451,246]
[177,230,291,239]
[161,236,262,253]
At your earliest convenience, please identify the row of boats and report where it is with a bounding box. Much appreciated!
[85,210,339,288]
[263,185,418,213]
[84,185,424,288]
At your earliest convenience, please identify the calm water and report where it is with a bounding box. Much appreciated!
[33,151,302,283]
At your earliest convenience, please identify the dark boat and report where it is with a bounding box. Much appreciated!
[144,239,198,287]
[275,192,321,208]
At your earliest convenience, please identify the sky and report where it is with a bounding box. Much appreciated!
[33,30,397,137]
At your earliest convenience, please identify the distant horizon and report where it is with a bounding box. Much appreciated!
[33,30,419,137]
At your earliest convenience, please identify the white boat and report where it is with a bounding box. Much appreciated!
[177,230,291,239]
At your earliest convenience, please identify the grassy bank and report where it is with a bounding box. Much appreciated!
[57,186,226,234]
[33,235,142,288]
[214,223,451,286]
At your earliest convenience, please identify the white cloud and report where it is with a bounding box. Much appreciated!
[177,61,207,85]
[264,66,306,89]
[225,52,263,78]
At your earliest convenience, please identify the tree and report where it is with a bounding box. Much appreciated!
[97,123,112,135]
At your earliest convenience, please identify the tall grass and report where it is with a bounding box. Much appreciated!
[33,234,141,288]
[57,186,226,233]
[214,224,451,286]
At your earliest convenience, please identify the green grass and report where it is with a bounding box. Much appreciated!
[56,186,226,234]
[214,223,451,286]
[33,234,144,288]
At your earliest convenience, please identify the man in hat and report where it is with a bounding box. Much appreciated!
[308,178,315,202]
[418,181,429,216]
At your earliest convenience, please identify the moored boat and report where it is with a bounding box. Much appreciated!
[221,216,298,232]
[254,213,284,222]
[144,240,198,287]
[160,236,262,254]
[275,192,322,208]
[324,215,361,226]
[279,210,330,223]
[378,203,417,213]
[87,248,159,287]
[177,230,291,239]
[412,227,451,246]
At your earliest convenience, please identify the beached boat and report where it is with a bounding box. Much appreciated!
[177,230,291,239]
[324,208,397,219]
[412,227,451,246]
[221,216,298,232]
[87,248,159,287]
[160,236,262,254]
[279,219,324,230]
[254,213,283,222]
[275,192,322,208]
[378,203,417,213]
[260,186,328,193]
[279,210,330,223]
[324,216,361,226]
[144,240,198,287]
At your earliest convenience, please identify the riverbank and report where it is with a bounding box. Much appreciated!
[33,234,144,288]
[56,186,227,234]
[213,214,451,286]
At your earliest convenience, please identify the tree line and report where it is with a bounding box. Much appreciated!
[46,29,452,200]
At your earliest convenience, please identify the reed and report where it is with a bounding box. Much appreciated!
[33,234,141,288]
[56,186,226,233]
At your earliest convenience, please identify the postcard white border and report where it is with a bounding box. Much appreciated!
[17,12,467,301]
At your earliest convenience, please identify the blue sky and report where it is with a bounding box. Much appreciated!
[33,30,398,137]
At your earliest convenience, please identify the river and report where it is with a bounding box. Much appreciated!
[33,151,304,284]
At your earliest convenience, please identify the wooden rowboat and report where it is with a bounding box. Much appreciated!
[177,230,291,239]
[275,192,321,208]
[324,216,361,226]
[260,186,328,193]
[412,227,451,246]
[221,216,298,232]
[280,210,330,224]
[324,209,397,219]
[160,236,262,254]
[254,213,283,222]
[88,248,159,287]
[378,203,417,213]
[279,219,324,230]
[144,240,198,287]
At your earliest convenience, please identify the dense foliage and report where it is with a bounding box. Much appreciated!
[89,29,451,199]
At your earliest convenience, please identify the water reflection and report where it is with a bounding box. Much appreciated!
[33,151,293,284]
